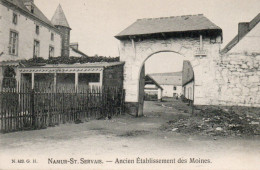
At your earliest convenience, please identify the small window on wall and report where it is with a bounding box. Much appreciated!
[13,13,17,24]
[49,46,54,58]
[33,40,40,58]
[9,31,19,56]
[51,33,54,41]
[36,25,39,35]
[173,86,177,90]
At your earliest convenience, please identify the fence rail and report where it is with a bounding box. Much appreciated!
[0,83,125,133]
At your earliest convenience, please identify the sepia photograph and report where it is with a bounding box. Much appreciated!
[0,0,259,169]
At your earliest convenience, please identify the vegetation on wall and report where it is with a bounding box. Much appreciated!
[20,56,120,66]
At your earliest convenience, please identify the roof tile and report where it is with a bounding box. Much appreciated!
[116,14,221,38]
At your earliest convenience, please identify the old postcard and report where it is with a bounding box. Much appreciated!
[0,0,259,169]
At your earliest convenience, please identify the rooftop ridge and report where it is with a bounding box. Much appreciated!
[137,14,204,21]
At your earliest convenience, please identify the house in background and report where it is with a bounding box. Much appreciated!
[0,0,122,90]
[70,42,88,57]
[149,72,182,98]
[182,60,194,102]
[0,0,62,63]
[221,13,260,54]
[144,74,163,101]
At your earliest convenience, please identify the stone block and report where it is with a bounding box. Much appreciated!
[255,55,260,60]
[241,64,248,69]
[248,76,260,83]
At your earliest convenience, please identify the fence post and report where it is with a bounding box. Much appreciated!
[31,89,36,128]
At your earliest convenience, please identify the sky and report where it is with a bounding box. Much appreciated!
[35,0,260,73]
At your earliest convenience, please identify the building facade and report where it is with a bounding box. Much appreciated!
[0,0,72,89]
[149,72,182,98]
[115,14,223,115]
[0,0,62,62]
[144,74,163,101]
[182,60,194,101]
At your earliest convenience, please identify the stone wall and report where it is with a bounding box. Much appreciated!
[56,26,70,57]
[119,35,222,114]
[215,53,260,107]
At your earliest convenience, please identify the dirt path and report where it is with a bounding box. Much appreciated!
[0,99,259,169]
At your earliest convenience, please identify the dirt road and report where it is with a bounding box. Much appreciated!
[0,99,259,169]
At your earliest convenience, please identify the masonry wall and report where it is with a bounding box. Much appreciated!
[214,53,260,107]
[214,23,260,107]
[119,35,222,114]
[0,3,62,62]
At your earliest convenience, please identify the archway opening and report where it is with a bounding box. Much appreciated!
[138,51,195,117]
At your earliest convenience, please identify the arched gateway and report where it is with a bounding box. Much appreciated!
[115,14,223,116]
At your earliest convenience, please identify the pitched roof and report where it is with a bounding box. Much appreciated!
[1,0,57,30]
[51,4,70,28]
[115,14,221,39]
[221,13,260,54]
[145,75,163,90]
[70,47,88,57]
[148,72,182,86]
[182,60,194,86]
[38,62,125,68]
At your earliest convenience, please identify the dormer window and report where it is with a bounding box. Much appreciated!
[12,13,17,24]
[36,25,39,35]
[24,1,34,13]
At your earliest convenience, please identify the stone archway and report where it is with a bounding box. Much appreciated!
[115,15,223,115]
[137,51,187,116]
[117,35,222,116]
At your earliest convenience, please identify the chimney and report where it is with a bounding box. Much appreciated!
[70,43,79,50]
[238,22,249,40]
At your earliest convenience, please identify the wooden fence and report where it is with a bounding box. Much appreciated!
[0,83,125,133]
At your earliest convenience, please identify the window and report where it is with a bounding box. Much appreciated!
[49,46,54,58]
[9,31,18,55]
[3,66,16,88]
[12,13,17,24]
[173,86,177,90]
[36,25,39,35]
[51,33,54,41]
[33,40,40,58]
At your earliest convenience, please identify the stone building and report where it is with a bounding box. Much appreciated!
[0,0,96,90]
[149,72,182,98]
[0,0,62,62]
[115,14,223,115]
[0,0,67,88]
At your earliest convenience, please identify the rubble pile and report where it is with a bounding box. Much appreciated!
[164,107,260,136]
